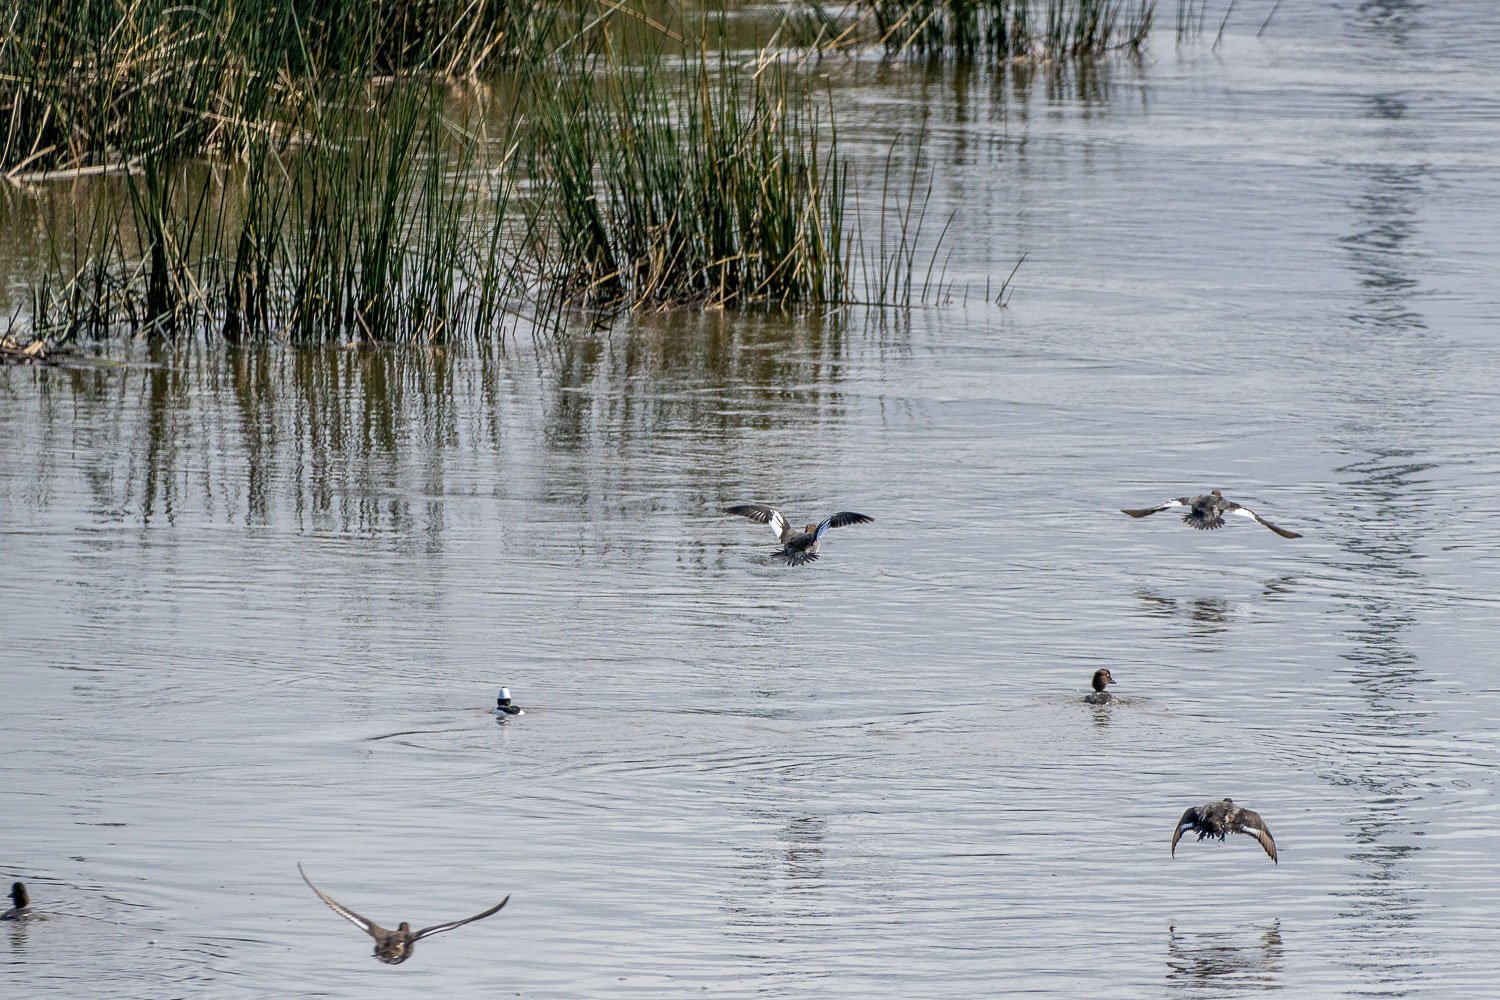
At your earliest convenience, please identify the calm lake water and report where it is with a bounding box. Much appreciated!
[5,4,1500,997]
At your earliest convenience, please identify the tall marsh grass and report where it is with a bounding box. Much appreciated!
[528,47,848,311]
[25,79,531,344]
[0,0,553,177]
[8,7,961,347]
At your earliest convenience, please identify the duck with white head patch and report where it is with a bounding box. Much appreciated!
[494,687,524,716]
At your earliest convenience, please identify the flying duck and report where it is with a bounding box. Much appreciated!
[1171,798,1278,863]
[1083,668,1116,704]
[1,882,30,920]
[1122,490,1301,538]
[494,688,524,716]
[722,504,873,566]
[298,864,509,964]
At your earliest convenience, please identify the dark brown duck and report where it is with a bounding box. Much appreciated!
[299,864,509,965]
[1122,490,1301,538]
[1171,798,1278,863]
[1,882,30,920]
[723,504,873,566]
[1083,668,1116,705]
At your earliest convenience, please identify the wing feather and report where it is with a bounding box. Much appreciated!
[814,511,873,539]
[413,896,510,941]
[1229,505,1302,538]
[1170,807,1200,857]
[1237,810,1278,863]
[299,864,386,939]
[1122,500,1186,518]
[723,504,788,540]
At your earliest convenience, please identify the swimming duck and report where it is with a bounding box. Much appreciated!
[1083,668,1115,704]
[722,504,874,566]
[1,882,30,920]
[1122,490,1301,538]
[298,864,509,965]
[1171,798,1278,863]
[494,688,524,716]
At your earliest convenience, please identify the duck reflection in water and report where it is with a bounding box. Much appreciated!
[1135,590,1234,635]
[299,864,509,965]
[1167,920,1284,990]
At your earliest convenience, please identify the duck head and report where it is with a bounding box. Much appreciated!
[8,883,25,908]
[1092,669,1115,693]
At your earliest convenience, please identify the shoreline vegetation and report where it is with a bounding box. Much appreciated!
[0,0,1201,351]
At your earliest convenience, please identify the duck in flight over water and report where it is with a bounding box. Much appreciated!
[1171,798,1278,863]
[1122,490,1301,538]
[722,504,874,566]
[298,864,509,964]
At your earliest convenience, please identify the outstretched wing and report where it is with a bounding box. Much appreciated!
[723,504,789,540]
[1170,807,1201,857]
[1235,809,1278,863]
[1122,499,1188,519]
[413,896,510,941]
[813,511,873,540]
[299,864,387,939]
[1227,505,1302,539]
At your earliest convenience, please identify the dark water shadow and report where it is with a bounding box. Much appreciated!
[1166,920,1285,992]
[1134,589,1235,637]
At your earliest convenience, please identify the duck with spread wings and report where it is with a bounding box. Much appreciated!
[722,504,873,566]
[298,864,509,964]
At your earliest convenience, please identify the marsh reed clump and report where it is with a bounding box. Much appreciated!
[528,46,849,311]
[9,5,960,346]
[0,0,549,177]
[24,78,533,345]
[864,0,1154,61]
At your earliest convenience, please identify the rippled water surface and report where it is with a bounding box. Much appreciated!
[5,5,1500,997]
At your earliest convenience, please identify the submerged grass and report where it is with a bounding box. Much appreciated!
[861,0,1154,61]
